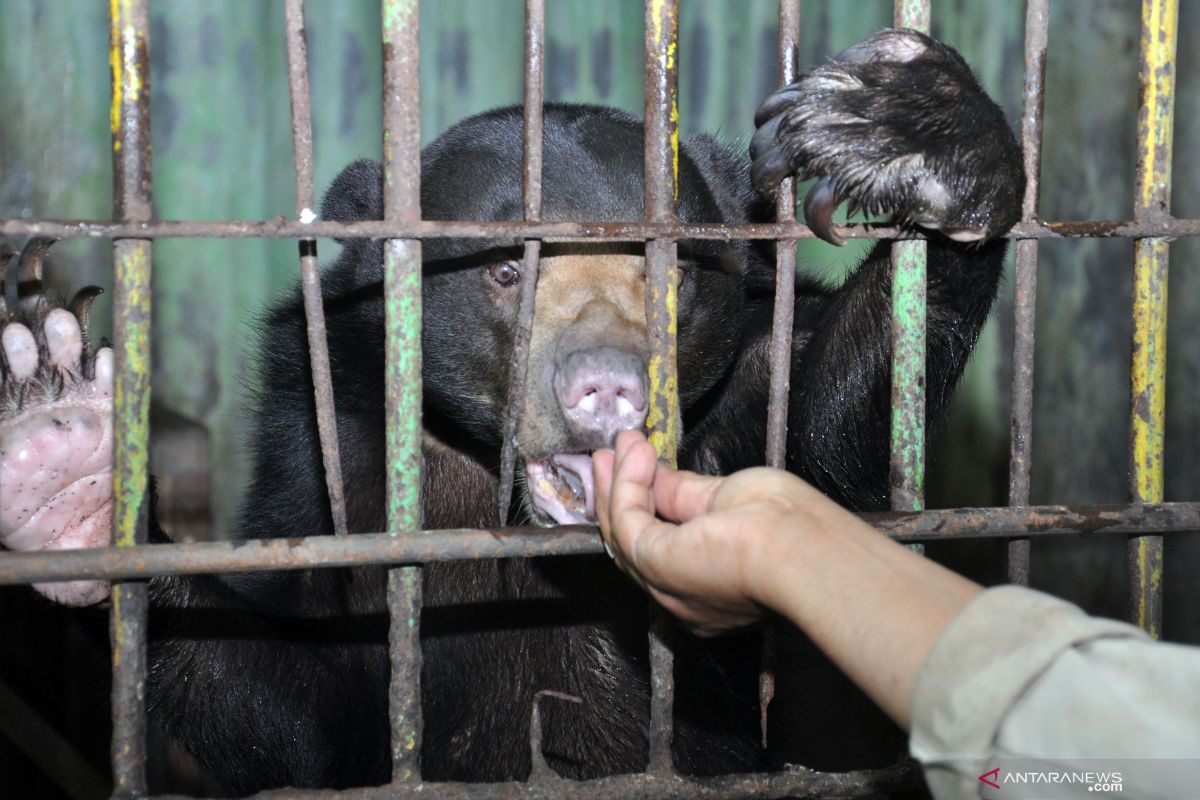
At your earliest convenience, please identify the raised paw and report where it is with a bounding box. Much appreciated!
[750,29,1024,245]
[1,239,113,606]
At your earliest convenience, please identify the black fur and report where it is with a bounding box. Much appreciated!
[138,36,1022,793]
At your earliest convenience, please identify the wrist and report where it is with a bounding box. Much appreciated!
[744,502,846,611]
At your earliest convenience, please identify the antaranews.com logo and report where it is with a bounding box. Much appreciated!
[974,759,1196,799]
[979,767,1123,793]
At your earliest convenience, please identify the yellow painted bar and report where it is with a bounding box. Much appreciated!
[643,0,680,467]
[1128,0,1176,638]
[109,0,153,793]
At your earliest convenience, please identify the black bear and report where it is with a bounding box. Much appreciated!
[0,31,1021,794]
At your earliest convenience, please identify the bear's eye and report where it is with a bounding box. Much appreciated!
[487,262,521,287]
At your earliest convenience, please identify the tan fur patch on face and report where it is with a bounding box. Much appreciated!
[517,248,648,457]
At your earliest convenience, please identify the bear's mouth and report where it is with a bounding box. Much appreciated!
[526,454,596,525]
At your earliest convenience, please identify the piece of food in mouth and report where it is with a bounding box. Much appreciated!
[536,475,585,516]
[527,454,596,524]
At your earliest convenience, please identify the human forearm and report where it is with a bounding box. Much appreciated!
[752,502,981,729]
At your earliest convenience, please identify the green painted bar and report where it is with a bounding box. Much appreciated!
[382,0,424,782]
[889,1,930,521]
[383,237,423,535]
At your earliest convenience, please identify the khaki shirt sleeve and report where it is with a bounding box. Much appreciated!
[909,585,1200,799]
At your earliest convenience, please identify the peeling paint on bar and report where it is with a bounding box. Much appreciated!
[644,0,680,776]
[108,0,151,795]
[284,0,350,538]
[1007,0,1050,586]
[888,0,930,524]
[498,0,546,525]
[1128,0,1176,639]
[382,0,424,782]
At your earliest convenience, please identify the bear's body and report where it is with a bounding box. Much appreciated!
[0,32,1022,793]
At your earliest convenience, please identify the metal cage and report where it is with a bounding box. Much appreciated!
[0,0,1196,798]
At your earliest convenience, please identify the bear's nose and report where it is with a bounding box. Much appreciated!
[554,347,648,449]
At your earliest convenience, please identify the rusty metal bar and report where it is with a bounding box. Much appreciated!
[644,0,680,775]
[3,216,1200,243]
[1128,0,1177,638]
[528,690,582,782]
[759,0,801,752]
[108,0,151,796]
[1006,0,1050,586]
[765,0,799,473]
[888,0,931,521]
[2,503,1197,587]
[284,0,349,538]
[382,0,424,782]
[497,0,546,525]
[153,761,921,800]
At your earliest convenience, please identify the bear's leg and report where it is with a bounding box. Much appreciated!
[1,247,113,606]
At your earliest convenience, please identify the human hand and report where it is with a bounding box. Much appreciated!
[591,429,825,636]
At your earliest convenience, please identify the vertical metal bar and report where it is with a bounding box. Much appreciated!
[108,0,151,795]
[1128,0,1176,637]
[497,0,546,525]
[644,0,679,775]
[761,0,800,750]
[1007,0,1050,586]
[382,0,424,781]
[284,0,349,537]
[766,2,799,472]
[889,1,930,523]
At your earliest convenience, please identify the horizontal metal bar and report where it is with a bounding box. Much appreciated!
[3,503,1196,586]
[3,218,1199,242]
[149,760,920,800]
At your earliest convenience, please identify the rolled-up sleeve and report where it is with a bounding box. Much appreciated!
[910,585,1200,799]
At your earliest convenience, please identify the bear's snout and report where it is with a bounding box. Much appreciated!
[553,346,648,449]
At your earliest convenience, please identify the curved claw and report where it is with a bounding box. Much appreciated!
[750,115,797,197]
[753,85,802,128]
[70,286,105,336]
[0,248,15,312]
[803,177,845,246]
[16,237,57,295]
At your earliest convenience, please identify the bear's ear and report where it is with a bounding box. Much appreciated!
[321,158,384,242]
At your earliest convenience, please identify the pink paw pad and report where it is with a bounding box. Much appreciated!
[2,275,115,607]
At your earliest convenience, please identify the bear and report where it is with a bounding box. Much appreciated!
[0,30,1022,794]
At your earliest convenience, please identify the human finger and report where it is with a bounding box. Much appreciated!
[607,431,660,558]
[591,447,616,551]
[650,464,722,524]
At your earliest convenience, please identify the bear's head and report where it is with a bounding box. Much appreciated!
[323,105,771,525]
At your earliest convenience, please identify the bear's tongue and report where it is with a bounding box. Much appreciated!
[527,454,596,525]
